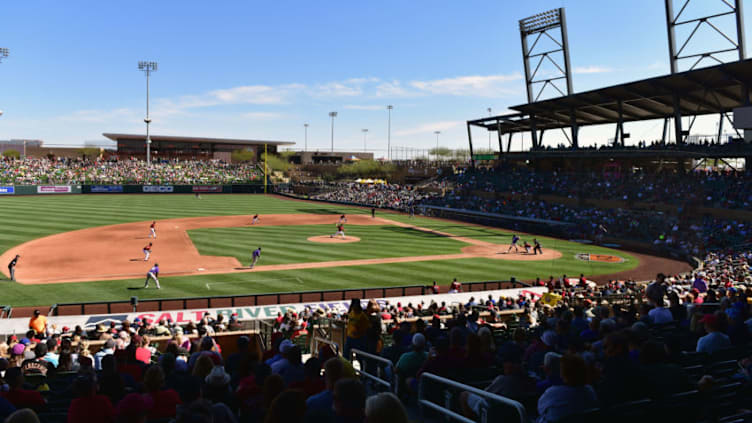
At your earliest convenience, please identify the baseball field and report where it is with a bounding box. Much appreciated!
[0,193,674,307]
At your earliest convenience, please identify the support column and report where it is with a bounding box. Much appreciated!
[497,122,503,155]
[661,118,669,145]
[617,100,625,146]
[673,95,684,144]
[569,108,579,148]
[467,122,475,168]
[530,117,539,150]
[507,133,513,153]
[717,112,725,143]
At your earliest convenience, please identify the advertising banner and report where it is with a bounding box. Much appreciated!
[90,185,124,193]
[142,185,174,193]
[192,185,223,193]
[0,287,547,334]
[37,185,72,194]
[0,186,14,195]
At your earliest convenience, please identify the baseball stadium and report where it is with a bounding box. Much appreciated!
[1,2,752,423]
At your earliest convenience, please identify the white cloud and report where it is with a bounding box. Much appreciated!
[409,74,522,97]
[394,121,462,136]
[574,66,613,74]
[310,82,362,97]
[375,81,412,98]
[209,84,303,105]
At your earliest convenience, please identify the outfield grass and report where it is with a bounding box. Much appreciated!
[0,194,638,307]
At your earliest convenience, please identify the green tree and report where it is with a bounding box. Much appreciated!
[260,153,291,172]
[77,147,101,159]
[2,149,20,159]
[231,148,256,162]
[429,147,452,157]
[336,160,396,178]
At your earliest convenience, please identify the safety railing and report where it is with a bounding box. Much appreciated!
[350,348,397,393]
[313,336,341,356]
[418,372,527,423]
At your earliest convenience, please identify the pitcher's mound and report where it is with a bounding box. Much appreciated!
[308,235,361,243]
[461,244,562,260]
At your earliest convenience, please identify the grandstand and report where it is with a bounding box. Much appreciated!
[2,2,752,423]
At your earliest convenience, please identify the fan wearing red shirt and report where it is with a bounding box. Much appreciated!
[0,368,46,412]
[67,374,114,423]
[143,366,182,420]
[135,335,152,365]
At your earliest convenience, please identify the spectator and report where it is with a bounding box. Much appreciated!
[364,392,408,423]
[288,357,325,398]
[306,357,344,418]
[27,311,46,337]
[67,372,114,423]
[395,333,428,383]
[114,393,152,423]
[4,409,41,423]
[333,378,366,423]
[344,299,370,359]
[270,344,304,386]
[696,313,731,354]
[143,365,182,420]
[537,354,598,423]
[201,366,237,423]
[0,368,45,411]
[264,390,306,423]
[94,339,116,371]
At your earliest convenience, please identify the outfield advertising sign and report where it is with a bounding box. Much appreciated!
[0,186,14,195]
[91,185,124,193]
[37,185,72,194]
[192,185,223,193]
[143,185,174,193]
[0,287,547,335]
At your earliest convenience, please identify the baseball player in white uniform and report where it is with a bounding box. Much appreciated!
[143,242,153,261]
[144,263,160,289]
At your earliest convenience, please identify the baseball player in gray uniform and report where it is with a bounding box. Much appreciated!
[144,263,160,289]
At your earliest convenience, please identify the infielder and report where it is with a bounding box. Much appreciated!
[338,214,347,224]
[143,242,153,261]
[251,214,260,225]
[149,221,157,239]
[507,234,520,253]
[533,238,543,255]
[144,263,160,289]
[331,223,346,239]
[7,254,19,282]
[250,247,262,269]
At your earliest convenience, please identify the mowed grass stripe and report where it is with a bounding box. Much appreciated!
[188,225,468,265]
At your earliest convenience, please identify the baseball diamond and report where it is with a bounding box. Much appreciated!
[0,194,689,307]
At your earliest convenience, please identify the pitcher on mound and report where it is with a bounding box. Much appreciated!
[331,223,346,239]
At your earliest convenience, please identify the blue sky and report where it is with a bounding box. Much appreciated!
[0,0,749,156]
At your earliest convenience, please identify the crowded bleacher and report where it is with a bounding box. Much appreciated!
[1,246,751,422]
[311,182,441,211]
[0,158,262,185]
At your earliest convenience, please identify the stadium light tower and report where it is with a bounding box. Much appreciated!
[303,123,309,152]
[0,48,9,63]
[329,112,337,152]
[138,61,158,163]
[362,128,369,152]
[434,130,441,162]
[387,105,393,161]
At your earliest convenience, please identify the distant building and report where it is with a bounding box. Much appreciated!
[0,139,43,155]
[288,151,374,165]
[103,133,294,161]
